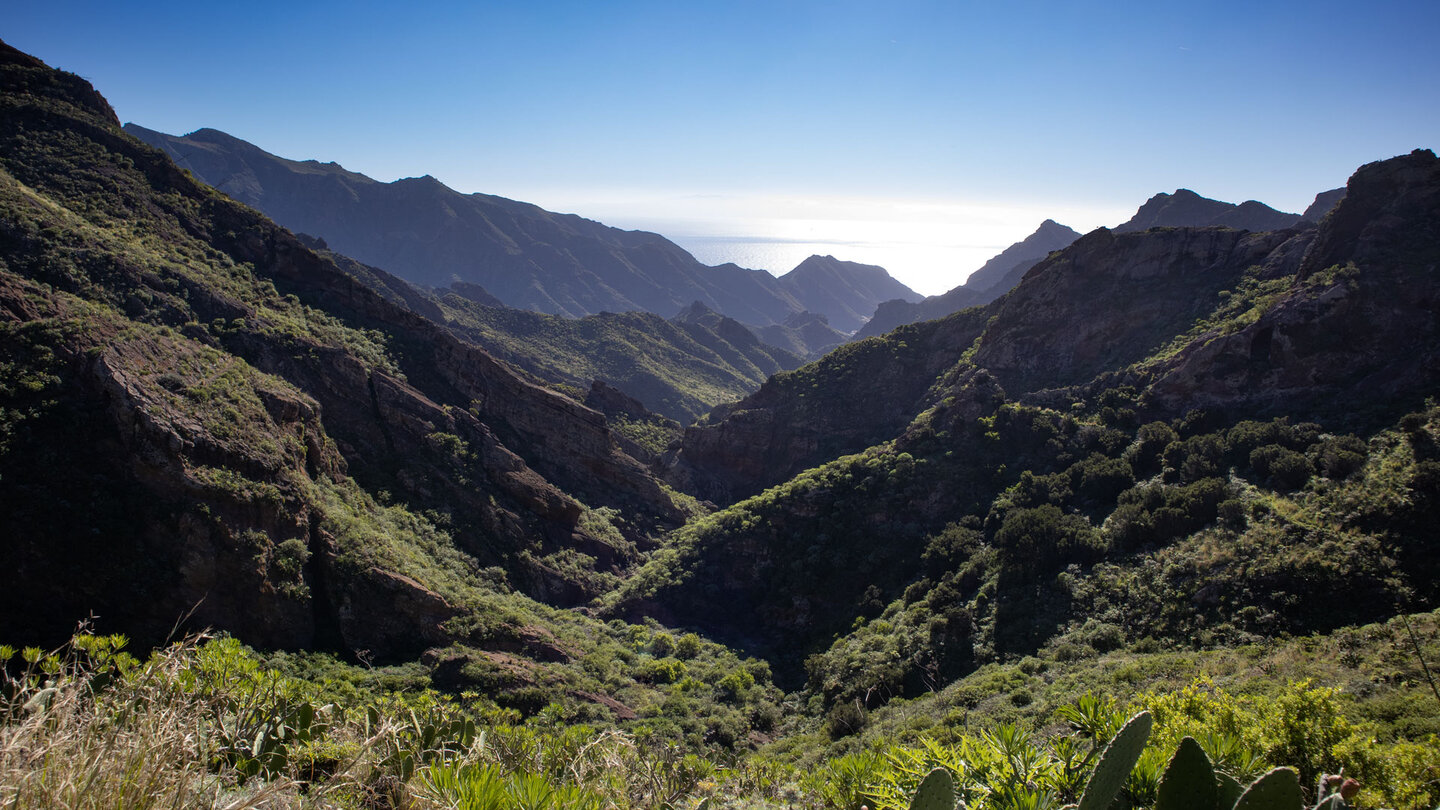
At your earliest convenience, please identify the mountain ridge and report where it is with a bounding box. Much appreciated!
[125,125,919,334]
[1114,187,1302,233]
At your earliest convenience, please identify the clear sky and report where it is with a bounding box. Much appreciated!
[7,1,1439,294]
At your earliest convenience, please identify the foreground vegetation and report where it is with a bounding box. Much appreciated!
[4,617,1438,809]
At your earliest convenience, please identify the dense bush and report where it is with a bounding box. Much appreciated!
[994,505,1102,580]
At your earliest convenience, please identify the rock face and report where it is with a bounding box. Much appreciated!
[774,254,922,333]
[1114,188,1302,233]
[855,220,1081,340]
[971,226,1312,395]
[0,40,682,655]
[1302,187,1347,223]
[1142,149,1440,422]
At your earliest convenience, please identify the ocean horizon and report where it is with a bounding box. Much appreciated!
[664,233,1008,297]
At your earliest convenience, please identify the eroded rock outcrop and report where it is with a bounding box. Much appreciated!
[972,226,1311,395]
[1142,149,1440,422]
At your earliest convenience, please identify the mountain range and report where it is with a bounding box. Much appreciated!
[125,125,920,334]
[633,147,1440,676]
[5,39,1440,798]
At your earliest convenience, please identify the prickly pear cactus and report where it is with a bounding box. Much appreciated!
[1079,711,1153,810]
[1155,736,1216,810]
[1233,767,1303,810]
[909,766,956,810]
[1216,771,1245,810]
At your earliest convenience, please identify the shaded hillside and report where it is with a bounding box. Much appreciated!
[630,150,1440,685]
[1114,188,1301,233]
[310,247,800,424]
[664,307,993,504]
[435,296,805,424]
[1134,149,1440,424]
[961,219,1083,294]
[775,254,922,333]
[124,124,806,324]
[0,40,688,659]
[970,226,1312,395]
[753,309,847,358]
[856,220,1080,340]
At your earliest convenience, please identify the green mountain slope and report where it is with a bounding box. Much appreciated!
[0,39,682,658]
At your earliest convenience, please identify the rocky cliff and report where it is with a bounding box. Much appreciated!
[1140,149,1440,424]
[970,226,1311,395]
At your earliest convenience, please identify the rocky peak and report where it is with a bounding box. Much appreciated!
[970,226,1304,395]
[1,39,118,126]
[1298,149,1440,283]
[1301,187,1347,223]
[1116,188,1301,233]
[1143,149,1440,424]
[852,219,1080,341]
[777,255,922,333]
[961,220,1082,294]
[673,300,720,324]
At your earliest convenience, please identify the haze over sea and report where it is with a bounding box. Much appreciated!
[538,191,1132,297]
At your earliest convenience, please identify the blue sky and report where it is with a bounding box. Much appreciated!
[7,1,1439,294]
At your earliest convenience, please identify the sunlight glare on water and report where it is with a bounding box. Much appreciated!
[535,190,1129,297]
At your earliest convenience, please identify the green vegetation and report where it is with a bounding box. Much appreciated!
[7,629,1436,808]
[433,294,802,423]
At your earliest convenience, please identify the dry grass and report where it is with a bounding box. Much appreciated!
[0,633,305,809]
[0,631,724,810]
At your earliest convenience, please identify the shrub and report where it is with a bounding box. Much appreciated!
[1251,444,1312,491]
[994,505,1101,580]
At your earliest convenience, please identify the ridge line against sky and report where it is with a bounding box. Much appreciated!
[7,0,1438,295]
